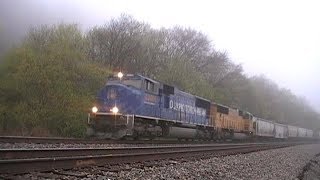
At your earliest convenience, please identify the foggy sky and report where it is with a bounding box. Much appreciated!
[0,0,319,112]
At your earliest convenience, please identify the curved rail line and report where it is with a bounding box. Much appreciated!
[0,142,303,174]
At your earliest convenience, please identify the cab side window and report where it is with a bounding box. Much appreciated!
[145,80,155,92]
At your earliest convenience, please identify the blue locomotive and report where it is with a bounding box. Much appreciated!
[87,72,315,141]
[87,72,212,139]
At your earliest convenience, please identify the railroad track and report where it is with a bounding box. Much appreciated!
[0,136,130,144]
[0,136,282,145]
[1,135,307,145]
[0,136,224,144]
[0,142,301,174]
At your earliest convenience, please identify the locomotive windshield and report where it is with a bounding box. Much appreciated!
[107,74,142,89]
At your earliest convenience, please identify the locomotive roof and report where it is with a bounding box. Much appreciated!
[212,102,230,109]
[136,74,160,84]
[194,95,211,102]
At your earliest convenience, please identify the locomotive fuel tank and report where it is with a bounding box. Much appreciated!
[165,127,197,138]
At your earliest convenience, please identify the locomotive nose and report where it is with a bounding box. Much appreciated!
[96,85,128,113]
[106,87,118,100]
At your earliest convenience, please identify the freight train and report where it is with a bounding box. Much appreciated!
[87,72,317,140]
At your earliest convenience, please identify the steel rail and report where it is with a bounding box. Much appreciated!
[0,135,266,144]
[0,143,296,174]
[0,143,274,160]
[0,136,311,145]
[0,136,124,144]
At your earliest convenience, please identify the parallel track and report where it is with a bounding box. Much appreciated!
[0,143,276,159]
[0,136,223,144]
[0,136,130,144]
[1,136,316,145]
[0,142,302,174]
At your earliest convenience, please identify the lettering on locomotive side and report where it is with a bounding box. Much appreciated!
[169,100,206,116]
[144,94,157,104]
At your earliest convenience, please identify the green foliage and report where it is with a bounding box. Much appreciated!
[0,24,110,137]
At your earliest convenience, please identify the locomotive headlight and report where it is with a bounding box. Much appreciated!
[110,106,119,114]
[92,106,98,113]
[117,72,124,79]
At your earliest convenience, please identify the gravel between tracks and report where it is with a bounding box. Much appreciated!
[0,142,203,149]
[112,144,320,180]
[0,143,134,149]
[300,152,320,180]
[0,142,253,149]
[7,144,320,180]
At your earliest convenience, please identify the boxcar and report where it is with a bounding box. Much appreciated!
[254,118,274,137]
[274,123,288,139]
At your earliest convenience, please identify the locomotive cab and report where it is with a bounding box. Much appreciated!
[92,74,143,114]
[87,73,142,138]
[87,73,160,139]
